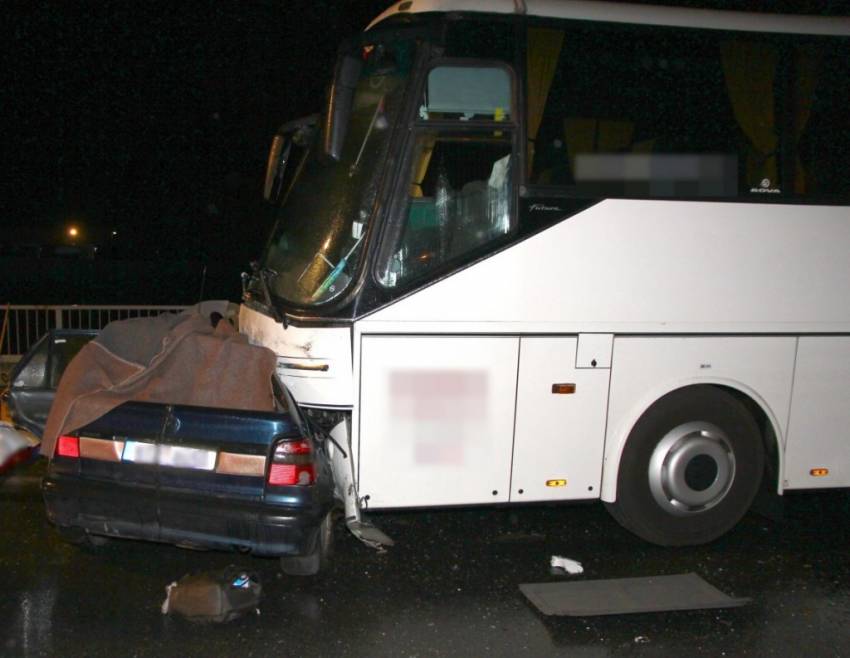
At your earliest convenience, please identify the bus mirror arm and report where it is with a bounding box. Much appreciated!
[263,134,291,202]
[323,54,362,162]
[264,115,318,203]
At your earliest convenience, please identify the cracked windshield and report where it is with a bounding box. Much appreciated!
[263,39,413,306]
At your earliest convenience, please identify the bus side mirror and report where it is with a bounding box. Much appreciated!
[323,54,362,162]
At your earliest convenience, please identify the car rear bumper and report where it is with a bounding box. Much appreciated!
[43,473,332,557]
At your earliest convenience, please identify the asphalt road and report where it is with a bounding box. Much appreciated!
[2,462,848,657]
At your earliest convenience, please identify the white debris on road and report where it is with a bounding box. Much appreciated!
[550,555,583,575]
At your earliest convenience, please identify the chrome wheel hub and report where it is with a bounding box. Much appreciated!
[648,421,735,516]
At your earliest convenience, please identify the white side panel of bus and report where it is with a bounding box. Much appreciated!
[510,337,610,502]
[784,337,850,489]
[365,200,850,336]
[601,336,797,501]
[358,335,519,508]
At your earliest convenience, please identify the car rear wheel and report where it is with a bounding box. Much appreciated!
[279,511,334,576]
[605,386,764,546]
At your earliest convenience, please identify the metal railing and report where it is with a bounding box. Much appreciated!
[0,305,189,358]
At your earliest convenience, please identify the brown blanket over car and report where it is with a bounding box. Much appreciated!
[41,303,278,459]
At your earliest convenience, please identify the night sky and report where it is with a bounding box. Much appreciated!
[2,1,847,303]
[4,2,387,265]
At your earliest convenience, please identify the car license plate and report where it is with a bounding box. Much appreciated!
[158,445,217,471]
[122,441,216,471]
[122,440,157,465]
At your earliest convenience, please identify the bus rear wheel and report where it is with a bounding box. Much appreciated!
[605,386,764,546]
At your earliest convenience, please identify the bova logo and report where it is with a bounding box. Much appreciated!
[750,178,781,194]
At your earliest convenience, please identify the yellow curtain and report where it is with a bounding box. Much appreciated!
[793,47,819,194]
[410,133,437,197]
[721,41,779,188]
[526,27,565,176]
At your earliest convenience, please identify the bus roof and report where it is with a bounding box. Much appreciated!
[367,0,850,36]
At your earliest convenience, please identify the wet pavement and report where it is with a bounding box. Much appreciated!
[2,462,849,657]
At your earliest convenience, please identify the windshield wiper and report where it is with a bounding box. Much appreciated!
[349,95,386,177]
[310,234,364,302]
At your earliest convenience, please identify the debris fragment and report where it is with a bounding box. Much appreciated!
[520,573,750,616]
[550,555,584,575]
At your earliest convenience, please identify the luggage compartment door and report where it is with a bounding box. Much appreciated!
[510,337,610,502]
[785,337,850,489]
[359,335,519,508]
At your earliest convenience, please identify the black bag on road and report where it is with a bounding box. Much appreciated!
[162,566,262,623]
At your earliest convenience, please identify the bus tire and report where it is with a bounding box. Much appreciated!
[279,511,333,576]
[605,386,763,546]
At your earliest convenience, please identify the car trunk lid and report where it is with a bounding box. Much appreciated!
[156,404,300,548]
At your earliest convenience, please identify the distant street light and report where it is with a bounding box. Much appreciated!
[68,226,79,239]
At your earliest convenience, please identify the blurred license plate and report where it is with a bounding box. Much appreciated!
[122,441,216,471]
[158,445,217,471]
[122,440,157,464]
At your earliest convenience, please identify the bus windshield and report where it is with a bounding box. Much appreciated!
[262,37,414,307]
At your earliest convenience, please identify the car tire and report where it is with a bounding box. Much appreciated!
[605,386,764,546]
[279,511,334,576]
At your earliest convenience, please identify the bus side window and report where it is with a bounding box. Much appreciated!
[796,44,850,199]
[525,24,848,204]
[378,62,517,289]
[526,24,740,198]
[380,131,513,288]
[421,67,512,121]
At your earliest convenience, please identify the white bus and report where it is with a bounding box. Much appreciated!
[241,0,850,547]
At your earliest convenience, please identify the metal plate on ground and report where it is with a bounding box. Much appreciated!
[520,572,750,616]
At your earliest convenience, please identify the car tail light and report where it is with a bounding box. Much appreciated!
[56,435,80,458]
[268,438,315,486]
